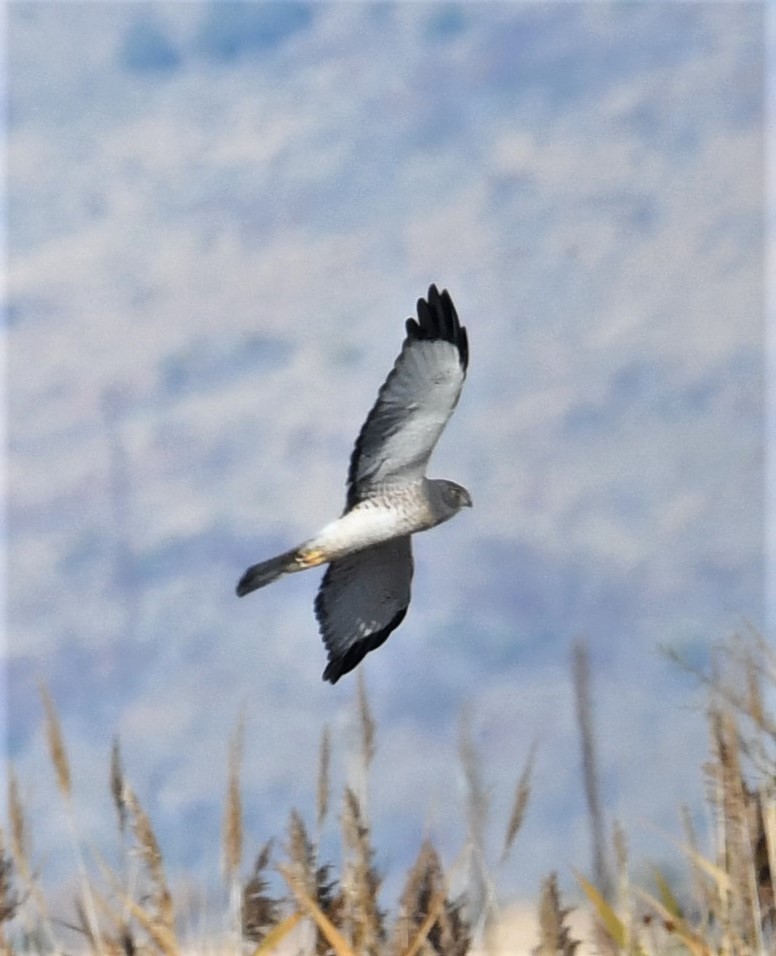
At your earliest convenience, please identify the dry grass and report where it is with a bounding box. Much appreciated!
[576,629,776,955]
[2,630,774,955]
[534,873,580,955]
[572,642,611,901]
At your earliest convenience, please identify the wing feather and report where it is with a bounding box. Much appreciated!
[315,537,413,683]
[346,285,467,508]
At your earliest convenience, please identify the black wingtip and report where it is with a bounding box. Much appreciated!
[321,606,408,684]
[405,284,468,371]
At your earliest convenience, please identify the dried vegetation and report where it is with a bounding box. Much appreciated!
[1,632,774,955]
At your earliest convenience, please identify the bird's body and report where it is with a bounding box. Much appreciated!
[237,285,470,683]
[314,487,439,557]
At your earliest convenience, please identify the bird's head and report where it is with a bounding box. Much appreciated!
[429,479,473,522]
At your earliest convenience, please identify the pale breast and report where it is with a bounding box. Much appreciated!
[314,489,431,559]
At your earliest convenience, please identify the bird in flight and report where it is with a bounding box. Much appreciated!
[236,284,471,683]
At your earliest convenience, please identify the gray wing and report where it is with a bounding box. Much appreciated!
[315,537,413,683]
[346,285,468,508]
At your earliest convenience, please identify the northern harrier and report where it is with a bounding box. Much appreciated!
[236,284,471,683]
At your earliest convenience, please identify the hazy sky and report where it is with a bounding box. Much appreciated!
[5,1,765,909]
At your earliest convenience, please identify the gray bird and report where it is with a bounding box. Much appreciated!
[236,284,471,683]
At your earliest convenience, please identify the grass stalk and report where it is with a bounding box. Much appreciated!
[40,685,104,955]
[2,629,773,956]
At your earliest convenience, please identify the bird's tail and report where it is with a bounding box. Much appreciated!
[235,544,328,597]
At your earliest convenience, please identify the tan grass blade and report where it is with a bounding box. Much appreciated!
[680,805,717,923]
[286,808,316,896]
[72,877,136,956]
[610,820,637,948]
[652,867,683,919]
[72,896,103,954]
[7,771,29,882]
[39,683,71,800]
[399,888,449,956]
[501,741,536,863]
[109,738,127,835]
[458,709,488,845]
[458,711,499,938]
[39,685,104,954]
[317,724,331,835]
[223,715,245,947]
[634,887,712,956]
[108,736,137,937]
[356,671,376,770]
[6,770,57,948]
[123,785,175,939]
[645,821,733,894]
[612,821,628,883]
[112,887,178,956]
[222,714,245,883]
[83,879,134,953]
[340,787,382,954]
[572,642,611,899]
[280,863,357,956]
[250,910,304,955]
[92,846,177,956]
[575,871,635,952]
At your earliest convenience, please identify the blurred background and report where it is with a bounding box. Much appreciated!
[5,1,764,907]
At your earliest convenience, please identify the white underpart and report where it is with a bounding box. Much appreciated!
[309,494,425,561]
